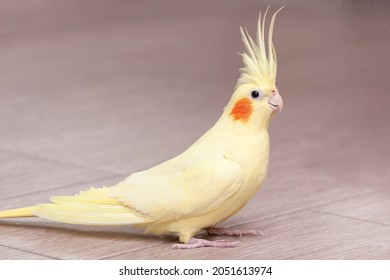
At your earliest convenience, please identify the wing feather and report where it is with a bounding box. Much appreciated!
[109,152,242,221]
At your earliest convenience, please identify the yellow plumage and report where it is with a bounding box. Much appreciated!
[0,7,284,248]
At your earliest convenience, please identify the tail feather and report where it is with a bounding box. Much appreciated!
[34,203,146,225]
[50,187,119,205]
[0,187,149,226]
[0,206,36,218]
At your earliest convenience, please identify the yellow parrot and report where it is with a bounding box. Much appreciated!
[0,7,284,249]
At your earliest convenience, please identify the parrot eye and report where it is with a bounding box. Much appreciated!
[250,90,262,100]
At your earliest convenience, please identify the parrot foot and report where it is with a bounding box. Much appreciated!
[172,238,240,249]
[205,227,264,237]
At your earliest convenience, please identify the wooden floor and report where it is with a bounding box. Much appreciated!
[0,0,389,260]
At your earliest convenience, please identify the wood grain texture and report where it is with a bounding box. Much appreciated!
[0,0,389,259]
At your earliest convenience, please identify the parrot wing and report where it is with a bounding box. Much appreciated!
[31,152,242,226]
[108,151,243,222]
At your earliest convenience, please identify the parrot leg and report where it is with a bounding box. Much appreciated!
[172,238,240,249]
[205,227,263,237]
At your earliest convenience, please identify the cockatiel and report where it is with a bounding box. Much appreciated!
[0,8,284,249]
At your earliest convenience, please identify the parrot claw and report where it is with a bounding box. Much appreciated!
[205,227,264,237]
[172,238,240,249]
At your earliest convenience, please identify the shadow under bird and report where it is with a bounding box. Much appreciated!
[0,7,284,249]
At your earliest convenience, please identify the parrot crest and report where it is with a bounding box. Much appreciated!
[237,6,284,89]
[226,6,284,126]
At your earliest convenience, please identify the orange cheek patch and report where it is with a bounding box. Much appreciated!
[230,97,253,123]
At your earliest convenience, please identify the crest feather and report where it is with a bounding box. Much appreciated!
[237,6,284,88]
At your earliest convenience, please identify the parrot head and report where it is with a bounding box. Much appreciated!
[225,7,283,130]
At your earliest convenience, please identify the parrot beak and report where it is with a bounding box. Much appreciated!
[268,91,283,112]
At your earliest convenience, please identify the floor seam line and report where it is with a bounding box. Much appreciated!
[0,174,124,202]
[0,148,126,175]
[306,189,385,210]
[99,244,165,260]
[309,208,390,227]
[0,244,59,260]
